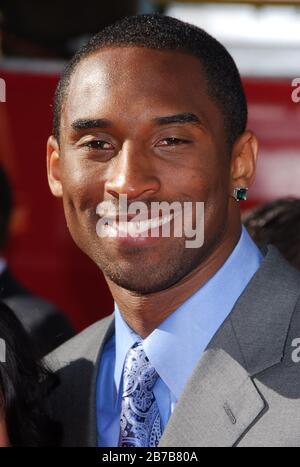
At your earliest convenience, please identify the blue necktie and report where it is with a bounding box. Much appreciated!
[119,342,162,447]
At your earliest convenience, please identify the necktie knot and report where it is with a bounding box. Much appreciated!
[123,342,159,398]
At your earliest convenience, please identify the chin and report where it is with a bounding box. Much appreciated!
[101,260,189,294]
[107,276,172,294]
[93,237,206,292]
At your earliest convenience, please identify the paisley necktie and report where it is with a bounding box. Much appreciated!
[119,342,162,447]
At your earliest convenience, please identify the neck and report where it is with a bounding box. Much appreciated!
[106,223,242,339]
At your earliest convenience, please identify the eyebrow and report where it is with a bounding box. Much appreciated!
[71,112,202,132]
[71,118,112,131]
[152,112,202,126]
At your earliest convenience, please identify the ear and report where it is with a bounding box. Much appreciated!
[230,130,258,193]
[47,135,63,198]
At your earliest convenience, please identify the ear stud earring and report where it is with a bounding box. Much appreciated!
[232,187,248,202]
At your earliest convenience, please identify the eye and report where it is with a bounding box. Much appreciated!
[83,140,114,150]
[156,137,191,147]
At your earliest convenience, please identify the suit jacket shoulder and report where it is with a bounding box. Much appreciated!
[47,313,114,370]
[45,314,114,447]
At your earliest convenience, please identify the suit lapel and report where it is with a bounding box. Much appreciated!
[160,246,300,447]
[159,319,266,447]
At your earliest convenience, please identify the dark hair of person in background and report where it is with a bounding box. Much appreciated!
[0,300,61,446]
[243,198,300,270]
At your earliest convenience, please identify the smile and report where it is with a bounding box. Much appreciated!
[104,213,174,237]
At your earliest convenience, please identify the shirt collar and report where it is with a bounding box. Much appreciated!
[114,226,263,401]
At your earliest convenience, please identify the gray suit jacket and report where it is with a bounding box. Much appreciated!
[46,246,300,447]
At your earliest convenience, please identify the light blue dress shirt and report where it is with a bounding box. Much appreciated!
[96,226,263,447]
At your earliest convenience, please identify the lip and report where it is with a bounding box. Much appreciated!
[100,213,146,222]
[99,213,177,246]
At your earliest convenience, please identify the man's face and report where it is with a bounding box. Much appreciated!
[48,47,236,293]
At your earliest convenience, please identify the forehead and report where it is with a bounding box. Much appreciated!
[63,47,223,134]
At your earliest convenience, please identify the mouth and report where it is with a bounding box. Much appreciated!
[101,212,175,238]
[116,213,174,236]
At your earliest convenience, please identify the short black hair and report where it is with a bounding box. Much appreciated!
[0,301,61,446]
[53,14,248,149]
[243,198,300,271]
[0,165,13,250]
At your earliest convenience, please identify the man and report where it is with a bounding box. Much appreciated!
[0,164,74,357]
[46,15,300,447]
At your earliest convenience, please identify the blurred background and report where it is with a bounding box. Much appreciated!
[0,0,299,331]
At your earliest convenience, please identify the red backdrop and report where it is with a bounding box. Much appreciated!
[0,69,299,330]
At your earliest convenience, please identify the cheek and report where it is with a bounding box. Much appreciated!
[175,168,227,203]
[166,146,224,199]
[61,160,106,215]
[183,163,230,230]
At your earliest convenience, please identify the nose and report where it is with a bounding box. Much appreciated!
[105,141,160,201]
